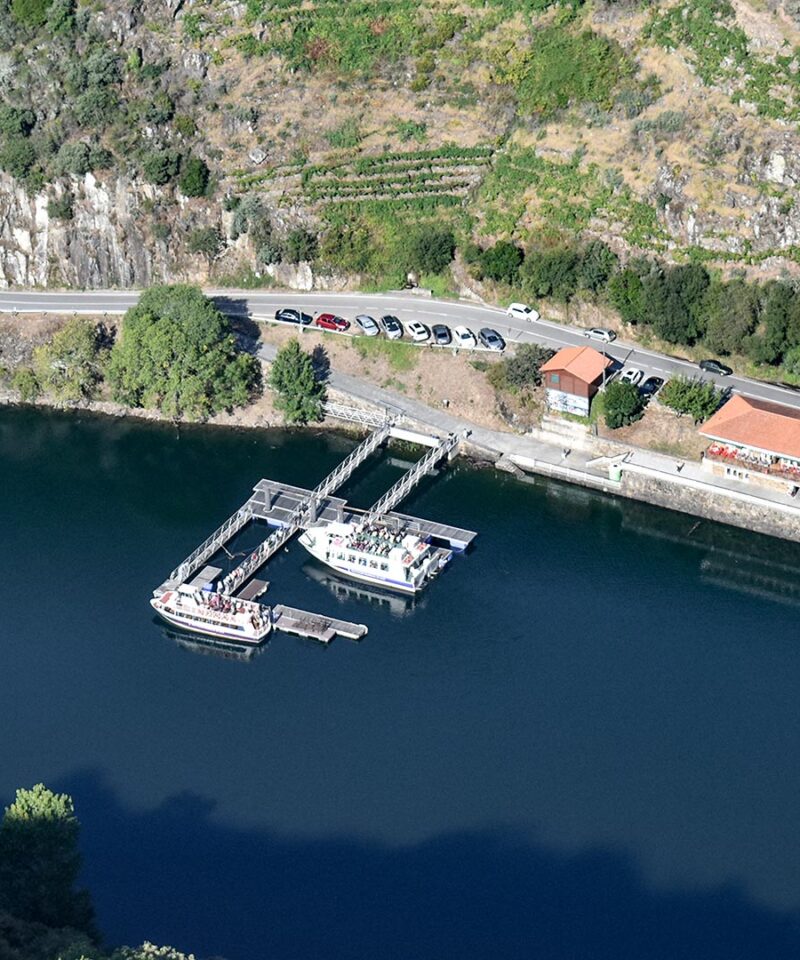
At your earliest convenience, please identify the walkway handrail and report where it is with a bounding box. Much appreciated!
[169,503,254,585]
[365,433,459,522]
[221,422,393,593]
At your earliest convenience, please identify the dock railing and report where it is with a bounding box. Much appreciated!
[168,502,254,587]
[365,433,460,523]
[222,422,394,593]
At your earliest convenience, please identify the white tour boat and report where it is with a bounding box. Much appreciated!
[150,585,272,643]
[299,520,451,594]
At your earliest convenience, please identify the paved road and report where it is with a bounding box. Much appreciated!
[2,287,798,410]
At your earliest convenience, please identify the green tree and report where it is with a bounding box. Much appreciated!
[577,240,618,292]
[647,264,710,345]
[0,105,35,138]
[501,343,554,390]
[107,284,260,420]
[702,279,757,356]
[33,317,106,401]
[178,155,210,197]
[0,137,37,180]
[479,241,523,284]
[405,227,455,275]
[659,376,723,423]
[603,380,644,429]
[283,227,318,264]
[0,784,94,933]
[607,262,649,325]
[141,149,180,185]
[269,338,326,424]
[521,248,579,301]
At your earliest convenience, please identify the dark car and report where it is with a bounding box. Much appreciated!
[432,324,452,345]
[639,376,664,398]
[380,315,403,339]
[276,308,312,326]
[479,327,505,351]
[315,313,350,332]
[699,358,733,377]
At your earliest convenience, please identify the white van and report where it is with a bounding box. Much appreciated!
[506,302,540,322]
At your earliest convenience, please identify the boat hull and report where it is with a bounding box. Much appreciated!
[309,558,421,594]
[150,599,270,644]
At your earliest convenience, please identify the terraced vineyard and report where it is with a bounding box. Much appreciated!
[301,146,494,209]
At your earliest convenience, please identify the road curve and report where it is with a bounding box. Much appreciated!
[1,287,798,411]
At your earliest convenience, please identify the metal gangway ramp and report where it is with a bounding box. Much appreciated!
[221,421,393,594]
[365,433,460,523]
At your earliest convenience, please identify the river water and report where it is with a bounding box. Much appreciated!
[2,406,799,959]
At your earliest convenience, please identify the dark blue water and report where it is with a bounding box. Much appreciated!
[2,407,800,959]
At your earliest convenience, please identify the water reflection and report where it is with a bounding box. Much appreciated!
[620,511,800,607]
[302,561,421,618]
[160,625,267,663]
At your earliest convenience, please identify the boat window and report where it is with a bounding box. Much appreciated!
[380,563,388,571]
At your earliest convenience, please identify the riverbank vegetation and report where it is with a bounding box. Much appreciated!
[108,285,261,419]
[4,287,262,420]
[269,338,326,424]
[0,784,197,960]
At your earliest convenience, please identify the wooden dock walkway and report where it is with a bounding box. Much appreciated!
[271,604,368,644]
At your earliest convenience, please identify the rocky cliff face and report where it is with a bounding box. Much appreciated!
[0,172,212,289]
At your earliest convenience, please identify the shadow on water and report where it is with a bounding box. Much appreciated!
[58,770,800,960]
[159,625,265,664]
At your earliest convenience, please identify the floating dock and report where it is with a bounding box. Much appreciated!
[153,413,477,647]
[271,605,368,644]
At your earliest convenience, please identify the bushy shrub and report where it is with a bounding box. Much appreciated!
[521,248,580,301]
[405,226,455,275]
[178,155,209,197]
[46,191,74,220]
[0,137,37,180]
[187,226,221,258]
[603,380,644,429]
[33,318,106,401]
[479,241,523,284]
[283,227,318,264]
[660,376,724,423]
[141,149,180,185]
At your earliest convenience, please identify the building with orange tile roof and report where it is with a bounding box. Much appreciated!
[540,346,614,416]
[700,394,800,490]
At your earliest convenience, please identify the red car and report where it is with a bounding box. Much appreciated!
[314,313,350,332]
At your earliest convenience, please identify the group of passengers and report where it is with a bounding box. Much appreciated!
[349,522,404,557]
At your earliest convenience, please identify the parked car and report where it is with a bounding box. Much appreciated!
[355,314,380,337]
[406,321,430,343]
[453,325,477,348]
[699,358,733,376]
[479,327,505,351]
[639,376,664,398]
[619,368,644,386]
[507,302,540,322]
[275,308,312,326]
[380,315,403,340]
[314,313,350,332]
[584,327,616,343]
[432,324,452,345]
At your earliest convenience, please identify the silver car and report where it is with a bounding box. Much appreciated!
[584,327,616,343]
[355,314,380,337]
